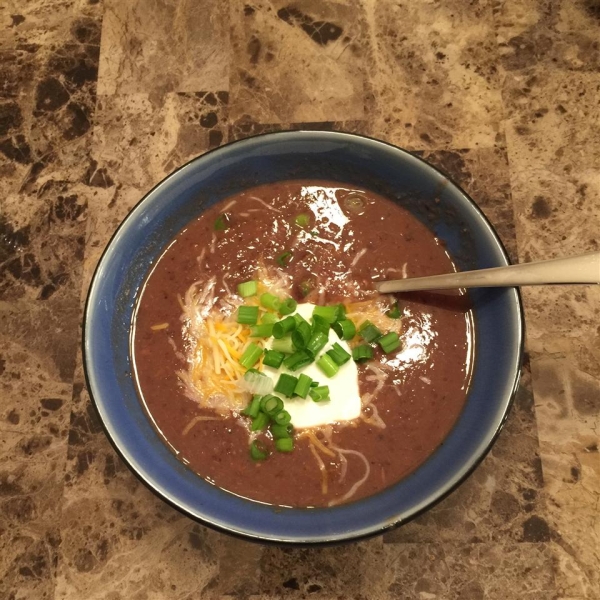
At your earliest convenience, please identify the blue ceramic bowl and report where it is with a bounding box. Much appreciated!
[84,131,523,544]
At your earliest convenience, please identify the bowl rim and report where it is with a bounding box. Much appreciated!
[82,129,525,545]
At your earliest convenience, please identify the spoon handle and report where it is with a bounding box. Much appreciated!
[376,251,600,294]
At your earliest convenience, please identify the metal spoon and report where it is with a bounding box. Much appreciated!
[376,251,600,294]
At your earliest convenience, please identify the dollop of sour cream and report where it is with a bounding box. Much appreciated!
[262,303,362,429]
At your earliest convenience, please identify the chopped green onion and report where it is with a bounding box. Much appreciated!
[336,303,347,321]
[294,213,310,228]
[250,440,268,461]
[273,411,291,427]
[239,343,263,369]
[243,370,273,395]
[260,312,278,325]
[237,280,257,298]
[273,316,296,339]
[214,213,230,231]
[260,394,284,416]
[316,354,339,378]
[275,437,294,453]
[352,344,373,363]
[306,331,328,356]
[379,331,401,354]
[237,305,259,325]
[359,320,383,343]
[276,251,292,268]
[274,373,298,397]
[278,297,298,315]
[294,374,312,398]
[332,319,356,340]
[260,293,281,311]
[249,323,273,338]
[386,300,402,319]
[311,314,330,336]
[242,394,262,418]
[271,423,291,439]
[283,350,313,371]
[313,305,339,324]
[271,336,294,354]
[293,313,308,327]
[291,321,311,349]
[299,279,314,298]
[263,349,285,369]
[251,411,269,431]
[310,385,330,403]
[326,342,351,366]
[310,380,319,388]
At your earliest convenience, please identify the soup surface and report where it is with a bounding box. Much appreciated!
[133,181,473,507]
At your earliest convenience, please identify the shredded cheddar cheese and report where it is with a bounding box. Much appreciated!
[179,306,271,413]
[346,299,403,343]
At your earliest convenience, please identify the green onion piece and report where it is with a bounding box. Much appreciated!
[311,314,330,336]
[299,279,314,298]
[316,354,339,378]
[272,316,296,339]
[294,374,312,398]
[386,300,402,319]
[271,336,294,354]
[352,344,373,363]
[276,251,292,268]
[260,293,281,311]
[309,385,330,403]
[378,331,401,354]
[263,349,285,369]
[237,305,259,325]
[275,437,294,453]
[260,312,278,325]
[250,440,268,461]
[249,323,273,338]
[271,423,291,439]
[239,343,263,369]
[273,411,291,426]
[332,319,356,340]
[336,303,347,321]
[214,213,230,231]
[278,297,298,316]
[243,370,273,395]
[310,380,319,388]
[237,280,257,298]
[359,320,383,343]
[306,331,328,356]
[283,350,313,371]
[274,373,298,398]
[293,313,308,327]
[326,342,351,366]
[313,305,339,324]
[251,411,269,431]
[294,213,310,228]
[291,321,311,350]
[260,394,284,416]
[242,394,262,418]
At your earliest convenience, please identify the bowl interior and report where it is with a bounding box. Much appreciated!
[84,131,523,544]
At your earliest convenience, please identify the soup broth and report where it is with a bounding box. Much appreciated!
[133,181,473,507]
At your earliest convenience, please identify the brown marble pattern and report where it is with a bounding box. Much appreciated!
[1,0,598,598]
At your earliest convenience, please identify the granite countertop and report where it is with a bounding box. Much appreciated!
[1,0,599,598]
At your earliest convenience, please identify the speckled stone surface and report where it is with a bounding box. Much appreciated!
[1,0,598,598]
